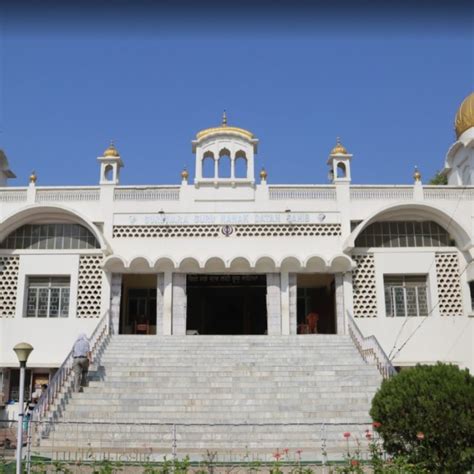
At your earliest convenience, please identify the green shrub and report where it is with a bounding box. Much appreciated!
[370,363,474,472]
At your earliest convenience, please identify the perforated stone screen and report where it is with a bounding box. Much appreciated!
[435,252,463,316]
[113,224,341,239]
[0,256,19,318]
[352,254,377,318]
[76,255,103,318]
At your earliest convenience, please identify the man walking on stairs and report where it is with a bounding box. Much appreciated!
[72,334,90,392]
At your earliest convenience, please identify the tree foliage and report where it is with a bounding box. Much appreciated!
[370,363,474,472]
[428,171,448,185]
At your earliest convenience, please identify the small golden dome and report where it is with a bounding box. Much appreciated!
[29,170,37,184]
[455,92,474,138]
[196,112,254,141]
[181,167,189,180]
[260,167,267,180]
[413,166,422,182]
[103,142,119,157]
[330,137,348,155]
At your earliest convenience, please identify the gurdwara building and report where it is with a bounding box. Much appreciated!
[0,93,473,425]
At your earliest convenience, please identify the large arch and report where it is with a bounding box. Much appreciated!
[344,202,472,252]
[0,204,108,251]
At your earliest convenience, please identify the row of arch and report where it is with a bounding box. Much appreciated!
[103,254,354,273]
[201,149,248,179]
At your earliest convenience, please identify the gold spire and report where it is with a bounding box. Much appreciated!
[330,137,348,155]
[413,166,422,183]
[181,167,189,181]
[29,170,37,184]
[454,92,474,138]
[260,167,267,181]
[222,110,227,127]
[103,141,119,157]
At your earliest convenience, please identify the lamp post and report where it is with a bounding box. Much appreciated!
[13,342,33,474]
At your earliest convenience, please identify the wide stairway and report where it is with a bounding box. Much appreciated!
[34,335,382,462]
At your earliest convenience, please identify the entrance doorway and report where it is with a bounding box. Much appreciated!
[120,274,157,334]
[186,274,267,335]
[297,274,336,334]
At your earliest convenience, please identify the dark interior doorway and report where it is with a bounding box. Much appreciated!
[297,274,336,334]
[186,274,267,335]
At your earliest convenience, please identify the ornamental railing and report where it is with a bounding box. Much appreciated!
[347,312,396,379]
[350,186,413,200]
[423,186,474,200]
[114,187,180,201]
[32,311,110,422]
[35,188,100,202]
[0,189,28,202]
[268,186,336,200]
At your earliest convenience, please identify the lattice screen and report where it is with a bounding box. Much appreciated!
[113,224,341,239]
[352,254,377,318]
[76,255,103,318]
[435,252,463,316]
[0,256,19,318]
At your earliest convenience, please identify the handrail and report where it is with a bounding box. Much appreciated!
[32,311,110,422]
[347,311,396,379]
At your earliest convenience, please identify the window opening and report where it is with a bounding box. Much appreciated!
[218,150,231,178]
[26,276,70,318]
[234,151,247,178]
[336,162,346,178]
[384,275,428,317]
[469,281,474,311]
[104,164,114,181]
[202,153,215,178]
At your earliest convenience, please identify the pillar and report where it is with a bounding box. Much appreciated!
[172,273,187,335]
[335,273,345,335]
[156,273,164,335]
[289,273,297,334]
[266,273,282,335]
[281,272,290,335]
[109,273,122,335]
[163,271,173,335]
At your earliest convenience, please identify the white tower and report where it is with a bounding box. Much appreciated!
[98,142,123,185]
[0,150,16,187]
[444,92,474,185]
[192,112,259,187]
[327,137,352,183]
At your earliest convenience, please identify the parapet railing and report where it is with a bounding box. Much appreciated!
[0,188,28,202]
[350,186,413,200]
[114,186,180,201]
[347,312,396,379]
[268,186,336,200]
[35,187,100,202]
[423,186,474,200]
[32,311,110,422]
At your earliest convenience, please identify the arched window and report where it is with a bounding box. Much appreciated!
[355,221,454,248]
[218,149,231,178]
[202,152,215,178]
[104,164,114,182]
[0,224,100,250]
[234,151,247,178]
[336,162,346,178]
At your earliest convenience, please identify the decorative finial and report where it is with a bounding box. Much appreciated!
[330,137,348,155]
[222,110,227,127]
[260,167,267,181]
[181,166,189,181]
[29,170,37,184]
[104,141,119,157]
[413,166,422,183]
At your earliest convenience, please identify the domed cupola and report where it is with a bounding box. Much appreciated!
[455,92,474,140]
[192,112,258,186]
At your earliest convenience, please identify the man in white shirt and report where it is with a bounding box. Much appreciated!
[72,334,91,392]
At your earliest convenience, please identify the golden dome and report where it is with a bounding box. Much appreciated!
[181,167,189,180]
[330,137,348,155]
[103,142,119,157]
[260,167,267,180]
[196,111,254,141]
[29,170,37,184]
[413,166,422,182]
[455,92,474,138]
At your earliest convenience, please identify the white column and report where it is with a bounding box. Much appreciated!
[266,273,282,335]
[281,272,290,335]
[343,272,353,334]
[214,158,218,179]
[289,273,297,335]
[156,273,164,335]
[172,273,187,335]
[163,271,173,335]
[109,273,122,335]
[335,273,345,335]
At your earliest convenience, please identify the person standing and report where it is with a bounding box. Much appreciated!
[72,334,91,392]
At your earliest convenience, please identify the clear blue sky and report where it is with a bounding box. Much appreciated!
[0,2,473,186]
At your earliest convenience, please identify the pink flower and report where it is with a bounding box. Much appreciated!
[343,432,351,438]
[351,460,359,467]
[365,431,372,440]
[273,450,282,460]
[416,432,425,441]
[283,448,289,455]
[372,421,382,429]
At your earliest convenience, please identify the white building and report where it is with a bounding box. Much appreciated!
[1,93,474,410]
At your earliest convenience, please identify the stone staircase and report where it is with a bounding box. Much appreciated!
[32,335,382,462]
